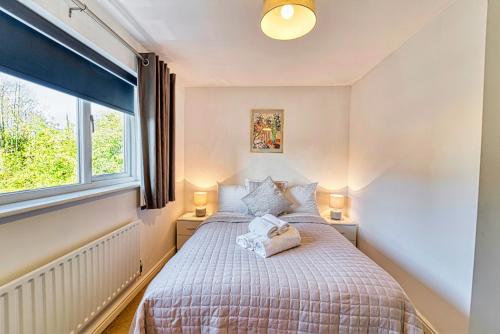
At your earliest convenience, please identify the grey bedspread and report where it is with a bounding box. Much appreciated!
[131,213,423,333]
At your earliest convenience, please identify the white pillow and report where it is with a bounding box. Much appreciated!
[286,183,320,215]
[242,177,291,217]
[245,178,288,193]
[217,184,249,213]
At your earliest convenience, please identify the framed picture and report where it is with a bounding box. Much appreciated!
[250,109,284,153]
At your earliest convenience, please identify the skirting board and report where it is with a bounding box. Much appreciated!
[417,310,438,334]
[83,247,176,334]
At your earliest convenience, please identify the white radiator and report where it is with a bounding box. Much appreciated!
[0,221,141,334]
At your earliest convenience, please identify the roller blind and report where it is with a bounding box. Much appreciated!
[0,1,136,115]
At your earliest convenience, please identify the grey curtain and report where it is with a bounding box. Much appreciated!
[138,53,176,209]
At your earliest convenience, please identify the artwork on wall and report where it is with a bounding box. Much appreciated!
[250,109,284,153]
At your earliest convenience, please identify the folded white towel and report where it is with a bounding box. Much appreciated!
[253,226,301,258]
[236,232,259,250]
[262,214,290,234]
[248,217,279,238]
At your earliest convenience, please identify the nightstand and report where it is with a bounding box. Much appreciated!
[176,212,211,250]
[322,215,358,247]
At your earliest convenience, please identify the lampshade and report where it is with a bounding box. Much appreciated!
[261,0,317,40]
[193,192,208,207]
[329,194,345,210]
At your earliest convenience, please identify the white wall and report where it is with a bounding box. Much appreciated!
[348,0,487,332]
[470,1,500,333]
[0,0,185,285]
[184,86,350,213]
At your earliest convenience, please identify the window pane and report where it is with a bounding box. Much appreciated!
[0,72,78,194]
[91,103,125,176]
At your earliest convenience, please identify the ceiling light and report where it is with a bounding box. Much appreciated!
[261,0,316,40]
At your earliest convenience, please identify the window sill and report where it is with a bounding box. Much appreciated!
[0,182,141,219]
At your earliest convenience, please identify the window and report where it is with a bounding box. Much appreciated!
[0,72,135,204]
[90,103,126,177]
[0,72,79,193]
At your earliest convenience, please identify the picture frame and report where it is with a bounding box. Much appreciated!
[250,109,284,153]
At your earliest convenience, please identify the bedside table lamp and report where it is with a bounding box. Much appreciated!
[193,192,208,217]
[329,194,345,220]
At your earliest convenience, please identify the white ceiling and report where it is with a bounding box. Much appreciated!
[102,0,454,87]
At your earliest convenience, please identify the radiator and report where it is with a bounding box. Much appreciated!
[0,221,141,334]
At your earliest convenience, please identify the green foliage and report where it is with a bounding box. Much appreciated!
[92,111,124,176]
[0,76,125,194]
[0,78,78,193]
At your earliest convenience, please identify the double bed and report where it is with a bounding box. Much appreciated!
[131,212,423,333]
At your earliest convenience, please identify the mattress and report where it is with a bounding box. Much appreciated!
[131,213,423,333]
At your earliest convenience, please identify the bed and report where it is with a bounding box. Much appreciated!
[131,212,423,333]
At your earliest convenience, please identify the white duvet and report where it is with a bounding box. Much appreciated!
[131,213,423,333]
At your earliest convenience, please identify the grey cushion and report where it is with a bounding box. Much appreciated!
[242,177,291,216]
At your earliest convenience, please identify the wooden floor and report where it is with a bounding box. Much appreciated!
[102,288,146,334]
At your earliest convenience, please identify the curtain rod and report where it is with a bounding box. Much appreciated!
[68,0,149,66]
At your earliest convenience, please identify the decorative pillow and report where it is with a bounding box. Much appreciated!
[245,178,288,193]
[286,183,320,215]
[217,184,249,214]
[242,177,291,217]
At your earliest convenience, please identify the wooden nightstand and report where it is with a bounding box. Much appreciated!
[176,212,211,250]
[322,215,358,247]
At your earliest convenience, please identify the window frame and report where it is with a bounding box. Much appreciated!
[86,101,134,182]
[0,95,137,206]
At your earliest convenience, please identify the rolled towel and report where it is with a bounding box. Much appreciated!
[253,226,301,258]
[262,214,289,234]
[248,217,279,238]
[236,232,259,250]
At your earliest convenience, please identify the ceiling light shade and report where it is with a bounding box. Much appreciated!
[261,0,316,40]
